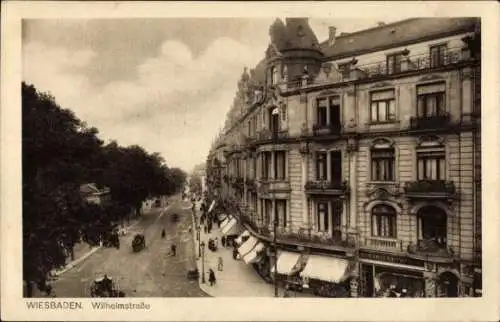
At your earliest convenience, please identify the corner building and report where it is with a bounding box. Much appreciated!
[206,18,481,297]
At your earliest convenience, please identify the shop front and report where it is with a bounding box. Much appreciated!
[270,250,306,292]
[299,254,354,297]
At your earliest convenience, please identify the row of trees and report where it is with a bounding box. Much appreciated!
[22,82,186,296]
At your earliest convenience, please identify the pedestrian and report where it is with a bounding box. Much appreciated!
[208,269,216,286]
[204,225,208,234]
[221,236,226,247]
[214,237,219,249]
[171,244,177,256]
[217,256,223,271]
[232,247,238,260]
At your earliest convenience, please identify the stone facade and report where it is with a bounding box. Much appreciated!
[206,18,481,297]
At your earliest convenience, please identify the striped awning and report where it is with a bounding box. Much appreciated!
[242,243,265,264]
[238,236,258,257]
[300,255,350,283]
[221,218,238,236]
[220,217,231,229]
[271,251,303,275]
[235,230,250,245]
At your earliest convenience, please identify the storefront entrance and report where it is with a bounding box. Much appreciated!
[437,271,459,297]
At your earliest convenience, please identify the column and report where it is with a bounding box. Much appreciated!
[349,151,357,231]
[301,153,309,224]
[326,150,332,181]
[270,151,275,180]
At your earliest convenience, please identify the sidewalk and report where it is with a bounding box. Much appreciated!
[189,211,319,298]
[49,218,142,278]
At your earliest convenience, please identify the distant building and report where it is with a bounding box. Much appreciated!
[79,183,111,205]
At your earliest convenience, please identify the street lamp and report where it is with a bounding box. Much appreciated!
[200,241,206,284]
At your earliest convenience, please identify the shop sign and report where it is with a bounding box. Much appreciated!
[359,250,425,267]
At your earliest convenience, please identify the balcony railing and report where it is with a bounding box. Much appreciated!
[259,179,291,193]
[278,231,353,248]
[280,47,472,91]
[409,114,451,131]
[363,237,402,251]
[403,179,457,199]
[304,180,349,196]
[312,123,342,136]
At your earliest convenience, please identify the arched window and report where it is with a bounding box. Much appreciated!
[371,204,397,238]
[417,206,447,247]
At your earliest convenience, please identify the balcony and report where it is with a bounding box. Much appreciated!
[278,231,354,249]
[312,123,342,136]
[304,180,349,196]
[403,179,457,199]
[280,47,472,92]
[407,239,456,263]
[409,114,451,131]
[363,237,403,252]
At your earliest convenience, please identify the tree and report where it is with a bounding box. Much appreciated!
[189,175,203,197]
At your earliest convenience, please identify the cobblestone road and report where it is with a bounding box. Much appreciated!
[40,196,208,297]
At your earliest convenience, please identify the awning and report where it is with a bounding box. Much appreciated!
[221,218,238,236]
[220,217,231,229]
[218,213,228,221]
[242,243,265,264]
[235,230,250,244]
[271,251,303,275]
[300,255,350,283]
[207,200,216,213]
[238,236,259,257]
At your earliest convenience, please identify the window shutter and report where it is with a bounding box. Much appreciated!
[417,82,446,95]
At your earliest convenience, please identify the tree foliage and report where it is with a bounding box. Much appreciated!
[22,82,187,295]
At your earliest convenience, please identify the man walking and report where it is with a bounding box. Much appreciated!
[217,256,223,271]
[170,244,177,256]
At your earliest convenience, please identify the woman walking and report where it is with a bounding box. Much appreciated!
[208,269,216,286]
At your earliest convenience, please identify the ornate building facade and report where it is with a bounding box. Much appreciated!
[205,18,481,297]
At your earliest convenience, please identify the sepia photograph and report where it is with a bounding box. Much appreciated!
[2,1,499,321]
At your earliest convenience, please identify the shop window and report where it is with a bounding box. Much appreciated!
[371,204,397,238]
[438,272,459,297]
[371,148,395,181]
[370,90,396,122]
[417,150,446,180]
[417,82,446,117]
[375,272,425,298]
[316,151,328,180]
[274,151,287,180]
[417,206,447,248]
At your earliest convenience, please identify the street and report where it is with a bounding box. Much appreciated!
[40,196,207,297]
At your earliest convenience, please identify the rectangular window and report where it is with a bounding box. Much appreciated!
[370,90,396,122]
[329,96,341,126]
[252,157,257,179]
[371,148,395,181]
[338,63,351,79]
[316,151,328,180]
[316,202,329,232]
[387,53,404,74]
[264,199,273,225]
[275,199,287,228]
[316,98,328,126]
[330,151,342,184]
[261,152,272,179]
[430,44,447,68]
[274,151,287,180]
[417,151,446,180]
[417,84,446,117]
[331,199,343,238]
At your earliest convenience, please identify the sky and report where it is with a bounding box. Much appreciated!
[22,18,398,173]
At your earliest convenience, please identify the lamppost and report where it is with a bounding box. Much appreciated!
[197,226,201,258]
[200,241,206,284]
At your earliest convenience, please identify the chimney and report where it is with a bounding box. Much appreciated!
[329,26,337,46]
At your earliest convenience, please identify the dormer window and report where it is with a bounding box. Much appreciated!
[430,44,447,68]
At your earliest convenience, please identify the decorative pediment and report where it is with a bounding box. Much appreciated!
[417,135,445,147]
[371,81,393,89]
[371,137,394,149]
[317,89,339,97]
[419,74,444,82]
